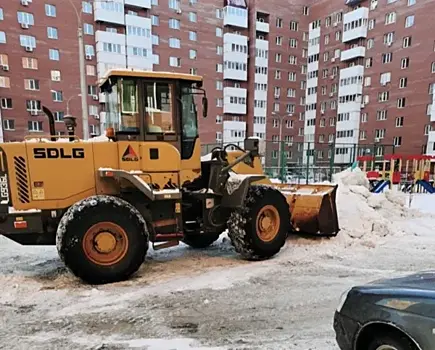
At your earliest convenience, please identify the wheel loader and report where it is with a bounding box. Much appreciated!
[0,69,339,284]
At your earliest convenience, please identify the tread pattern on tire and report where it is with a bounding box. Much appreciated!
[367,331,418,350]
[56,195,149,284]
[227,185,290,260]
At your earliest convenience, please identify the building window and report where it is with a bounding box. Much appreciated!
[82,1,92,14]
[405,15,415,28]
[216,63,222,73]
[45,4,56,17]
[49,49,60,61]
[395,116,404,127]
[276,36,282,45]
[403,36,412,48]
[151,15,159,26]
[216,28,222,37]
[399,77,407,88]
[290,21,298,31]
[169,37,180,48]
[408,0,416,5]
[432,62,435,73]
[28,121,43,132]
[103,43,121,53]
[385,12,396,25]
[393,136,402,147]
[289,38,297,48]
[152,34,159,45]
[3,119,14,130]
[169,56,181,67]
[276,18,282,28]
[189,31,197,41]
[189,50,196,59]
[189,68,197,75]
[24,79,40,90]
[216,46,223,55]
[52,90,63,102]
[0,31,6,44]
[169,18,180,29]
[168,0,180,10]
[189,12,197,22]
[216,80,223,90]
[84,23,94,35]
[382,53,393,63]
[401,57,410,69]
[85,45,95,56]
[47,27,58,39]
[397,97,406,108]
[22,57,38,69]
[51,70,61,81]
[17,12,35,26]
[86,64,97,77]
[0,8,3,21]
[0,76,10,88]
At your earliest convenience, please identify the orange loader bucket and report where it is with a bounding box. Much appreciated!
[272,183,340,236]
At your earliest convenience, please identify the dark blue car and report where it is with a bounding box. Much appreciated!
[334,271,435,350]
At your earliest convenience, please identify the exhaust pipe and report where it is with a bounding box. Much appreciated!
[42,106,56,141]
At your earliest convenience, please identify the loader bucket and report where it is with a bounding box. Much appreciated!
[273,184,340,236]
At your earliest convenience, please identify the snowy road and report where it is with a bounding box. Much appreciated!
[1,185,435,349]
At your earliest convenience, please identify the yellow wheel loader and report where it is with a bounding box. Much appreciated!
[0,69,339,284]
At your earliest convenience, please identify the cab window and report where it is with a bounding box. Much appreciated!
[120,79,139,132]
[144,82,176,134]
[181,86,198,139]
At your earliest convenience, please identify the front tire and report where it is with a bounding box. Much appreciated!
[56,195,149,284]
[227,185,290,260]
[367,334,417,350]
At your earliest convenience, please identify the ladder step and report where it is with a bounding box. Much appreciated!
[152,218,177,228]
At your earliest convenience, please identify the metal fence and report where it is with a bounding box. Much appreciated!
[201,140,396,183]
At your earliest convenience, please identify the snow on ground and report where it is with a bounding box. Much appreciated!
[1,167,435,349]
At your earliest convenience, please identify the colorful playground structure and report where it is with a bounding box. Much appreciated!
[357,154,435,194]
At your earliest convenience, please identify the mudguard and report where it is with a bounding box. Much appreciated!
[221,174,266,208]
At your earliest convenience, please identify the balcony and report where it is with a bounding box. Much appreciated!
[340,65,364,79]
[256,20,269,33]
[341,46,366,61]
[342,7,369,43]
[223,6,248,28]
[427,131,435,156]
[223,87,247,115]
[125,0,151,8]
[431,93,435,122]
[94,0,125,25]
[223,121,246,144]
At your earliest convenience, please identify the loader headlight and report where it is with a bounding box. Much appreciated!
[336,288,351,313]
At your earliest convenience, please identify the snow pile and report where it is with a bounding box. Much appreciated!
[332,167,420,245]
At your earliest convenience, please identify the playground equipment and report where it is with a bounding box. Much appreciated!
[357,154,435,194]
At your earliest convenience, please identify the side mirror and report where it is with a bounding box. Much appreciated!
[202,96,208,118]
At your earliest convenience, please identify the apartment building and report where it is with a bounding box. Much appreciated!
[0,0,434,164]
[306,0,435,164]
[0,0,101,140]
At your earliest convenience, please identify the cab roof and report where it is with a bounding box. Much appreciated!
[98,68,203,87]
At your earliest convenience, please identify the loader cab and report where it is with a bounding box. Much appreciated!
[99,69,207,159]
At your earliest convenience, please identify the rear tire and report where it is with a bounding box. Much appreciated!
[56,195,149,284]
[227,185,290,260]
[182,233,220,249]
[367,334,417,350]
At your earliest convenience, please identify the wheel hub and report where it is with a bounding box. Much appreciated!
[94,232,117,253]
[82,222,129,266]
[256,205,280,242]
[376,346,398,350]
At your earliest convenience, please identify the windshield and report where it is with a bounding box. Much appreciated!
[181,86,199,139]
[144,82,176,134]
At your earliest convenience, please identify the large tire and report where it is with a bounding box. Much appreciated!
[227,185,290,260]
[56,195,149,285]
[367,333,417,350]
[182,233,220,249]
